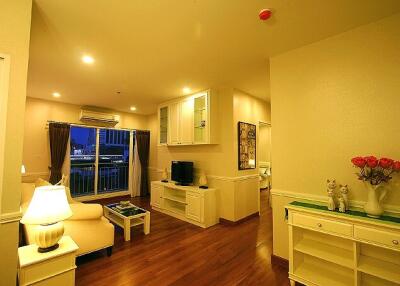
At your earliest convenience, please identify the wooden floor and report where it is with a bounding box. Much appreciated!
[75,190,290,286]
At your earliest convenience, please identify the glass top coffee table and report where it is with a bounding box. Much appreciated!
[104,203,150,241]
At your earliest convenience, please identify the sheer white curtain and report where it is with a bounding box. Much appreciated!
[132,137,141,197]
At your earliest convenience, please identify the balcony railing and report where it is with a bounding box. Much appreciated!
[98,163,129,193]
[70,163,95,197]
[70,162,129,197]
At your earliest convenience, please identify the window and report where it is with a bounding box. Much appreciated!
[70,127,96,197]
[69,126,133,198]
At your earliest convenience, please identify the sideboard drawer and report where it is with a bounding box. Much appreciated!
[354,225,400,250]
[292,213,353,237]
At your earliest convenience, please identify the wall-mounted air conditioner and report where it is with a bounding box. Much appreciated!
[79,109,120,126]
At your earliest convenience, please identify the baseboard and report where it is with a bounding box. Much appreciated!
[219,212,259,225]
[271,254,288,270]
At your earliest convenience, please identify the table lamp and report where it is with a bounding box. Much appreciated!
[20,185,72,253]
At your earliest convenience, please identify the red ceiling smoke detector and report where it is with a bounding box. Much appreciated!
[259,9,272,21]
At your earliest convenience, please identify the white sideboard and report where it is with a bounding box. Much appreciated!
[151,181,218,228]
[287,202,400,286]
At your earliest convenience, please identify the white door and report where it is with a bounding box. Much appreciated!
[186,192,203,222]
[0,55,10,207]
[169,101,180,145]
[179,98,194,145]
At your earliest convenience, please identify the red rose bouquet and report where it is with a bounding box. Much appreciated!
[351,156,400,185]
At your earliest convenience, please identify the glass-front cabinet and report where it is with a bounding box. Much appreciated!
[159,105,168,145]
[158,90,217,146]
[193,92,208,144]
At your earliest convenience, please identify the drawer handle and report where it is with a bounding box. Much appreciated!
[393,240,399,245]
[317,223,322,228]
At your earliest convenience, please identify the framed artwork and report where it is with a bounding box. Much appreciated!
[238,121,256,170]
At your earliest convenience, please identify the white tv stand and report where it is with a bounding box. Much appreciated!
[150,181,218,228]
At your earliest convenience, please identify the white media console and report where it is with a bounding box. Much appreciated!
[150,181,218,228]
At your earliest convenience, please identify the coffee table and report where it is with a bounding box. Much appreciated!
[104,203,150,241]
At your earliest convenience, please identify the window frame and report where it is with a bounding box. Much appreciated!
[69,125,134,201]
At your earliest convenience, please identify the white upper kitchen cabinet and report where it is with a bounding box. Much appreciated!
[160,90,218,146]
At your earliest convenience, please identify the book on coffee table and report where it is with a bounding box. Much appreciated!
[115,203,135,211]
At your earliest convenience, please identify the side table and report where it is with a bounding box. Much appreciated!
[18,236,79,286]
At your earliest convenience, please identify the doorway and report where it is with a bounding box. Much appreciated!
[259,121,272,203]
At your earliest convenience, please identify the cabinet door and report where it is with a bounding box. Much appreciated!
[179,98,194,145]
[159,106,168,145]
[186,192,203,222]
[169,101,180,145]
[151,185,163,208]
[193,93,209,144]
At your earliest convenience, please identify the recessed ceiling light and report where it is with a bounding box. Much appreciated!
[82,55,94,64]
[183,87,191,94]
[130,106,137,111]
[52,92,61,98]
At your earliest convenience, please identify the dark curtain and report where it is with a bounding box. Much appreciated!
[136,130,150,196]
[49,123,70,184]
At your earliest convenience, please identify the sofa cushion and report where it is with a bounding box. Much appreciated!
[23,216,114,256]
[35,178,51,187]
[63,217,114,256]
[68,203,104,220]
[21,183,36,205]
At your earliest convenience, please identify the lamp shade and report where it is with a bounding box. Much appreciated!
[21,186,72,225]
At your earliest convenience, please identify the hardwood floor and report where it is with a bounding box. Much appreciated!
[75,190,290,286]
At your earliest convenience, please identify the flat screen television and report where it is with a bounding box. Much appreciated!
[171,161,193,185]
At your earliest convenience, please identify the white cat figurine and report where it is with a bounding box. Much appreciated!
[327,179,337,211]
[339,184,349,211]
[338,197,346,213]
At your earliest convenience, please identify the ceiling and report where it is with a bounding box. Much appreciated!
[27,0,400,114]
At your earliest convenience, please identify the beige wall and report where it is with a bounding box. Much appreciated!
[151,89,271,177]
[259,125,271,163]
[24,90,270,221]
[233,89,271,177]
[0,1,32,285]
[23,97,148,179]
[147,113,159,181]
[151,88,236,177]
[270,13,400,259]
[150,88,271,221]
[232,90,270,219]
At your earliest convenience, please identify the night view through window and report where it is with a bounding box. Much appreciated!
[70,126,130,197]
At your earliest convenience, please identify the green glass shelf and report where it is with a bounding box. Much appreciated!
[289,201,400,225]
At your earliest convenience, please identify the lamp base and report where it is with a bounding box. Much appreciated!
[34,222,64,253]
[38,243,60,253]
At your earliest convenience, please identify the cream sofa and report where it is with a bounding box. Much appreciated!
[21,183,114,256]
